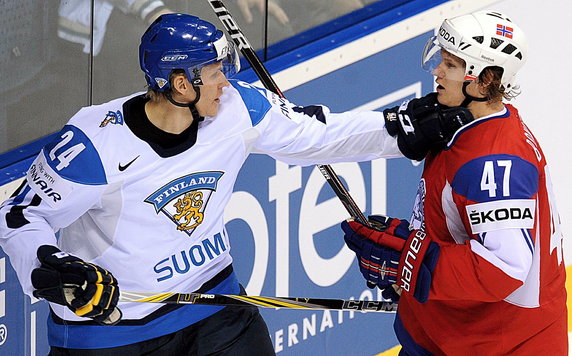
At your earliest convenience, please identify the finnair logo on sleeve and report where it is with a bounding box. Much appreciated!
[466,199,535,234]
[27,155,73,207]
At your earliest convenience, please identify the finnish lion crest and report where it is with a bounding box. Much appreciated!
[145,172,224,236]
[173,191,204,231]
[99,110,124,127]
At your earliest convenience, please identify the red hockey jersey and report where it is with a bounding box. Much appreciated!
[395,105,567,355]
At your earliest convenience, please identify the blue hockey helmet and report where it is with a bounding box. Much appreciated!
[139,13,240,92]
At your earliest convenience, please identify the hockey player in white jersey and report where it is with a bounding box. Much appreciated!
[0,13,472,355]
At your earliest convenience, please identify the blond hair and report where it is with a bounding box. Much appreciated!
[479,67,520,102]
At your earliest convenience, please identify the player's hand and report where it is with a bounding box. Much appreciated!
[31,245,122,325]
[342,215,440,303]
[383,92,474,160]
[237,0,289,25]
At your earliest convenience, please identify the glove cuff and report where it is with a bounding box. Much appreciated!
[382,107,400,136]
[396,230,434,298]
[37,245,62,260]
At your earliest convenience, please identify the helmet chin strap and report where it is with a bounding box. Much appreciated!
[460,81,488,108]
[165,86,205,122]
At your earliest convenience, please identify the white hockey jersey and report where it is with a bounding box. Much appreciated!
[0,80,401,348]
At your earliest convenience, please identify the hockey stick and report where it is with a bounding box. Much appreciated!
[120,290,397,313]
[207,0,369,225]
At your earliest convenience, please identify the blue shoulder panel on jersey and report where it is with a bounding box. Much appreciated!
[452,153,538,202]
[229,80,272,126]
[42,125,107,185]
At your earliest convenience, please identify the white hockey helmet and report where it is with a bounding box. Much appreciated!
[422,10,527,93]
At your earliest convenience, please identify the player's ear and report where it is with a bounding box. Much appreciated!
[171,73,190,97]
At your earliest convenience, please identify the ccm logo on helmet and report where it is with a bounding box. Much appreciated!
[399,230,427,293]
[439,26,455,45]
[161,54,189,62]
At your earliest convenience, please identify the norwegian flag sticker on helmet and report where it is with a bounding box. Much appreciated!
[496,24,513,38]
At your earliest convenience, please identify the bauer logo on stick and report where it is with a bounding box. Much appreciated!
[209,0,250,50]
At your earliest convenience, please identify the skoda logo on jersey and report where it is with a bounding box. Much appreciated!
[465,199,536,234]
[99,110,124,127]
[145,171,224,236]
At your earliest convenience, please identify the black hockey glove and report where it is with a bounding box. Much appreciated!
[383,92,474,161]
[31,245,122,325]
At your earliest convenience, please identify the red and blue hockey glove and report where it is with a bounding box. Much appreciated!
[31,245,122,325]
[342,215,440,303]
[343,222,400,289]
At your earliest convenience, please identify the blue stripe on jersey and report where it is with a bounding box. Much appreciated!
[521,229,534,253]
[479,230,533,253]
[47,271,240,349]
[451,154,538,203]
[10,185,31,205]
[42,125,107,185]
[446,108,510,149]
[394,313,435,356]
[478,232,487,244]
[229,80,272,126]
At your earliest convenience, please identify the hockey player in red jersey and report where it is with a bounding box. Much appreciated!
[342,10,567,355]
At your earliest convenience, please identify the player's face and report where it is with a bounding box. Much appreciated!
[433,50,467,107]
[196,62,230,117]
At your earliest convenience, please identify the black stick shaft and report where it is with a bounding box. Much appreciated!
[206,0,369,225]
[120,291,397,313]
